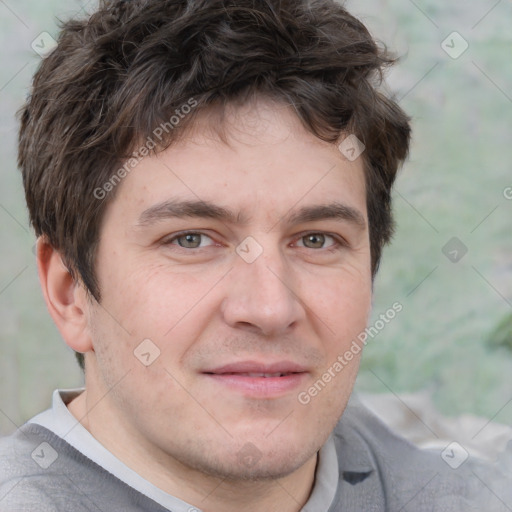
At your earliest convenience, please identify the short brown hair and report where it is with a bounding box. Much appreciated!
[18,0,410,369]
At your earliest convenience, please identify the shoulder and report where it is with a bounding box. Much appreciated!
[0,425,64,511]
[331,397,485,510]
[0,423,163,512]
[333,396,438,465]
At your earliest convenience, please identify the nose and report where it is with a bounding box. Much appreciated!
[221,245,305,337]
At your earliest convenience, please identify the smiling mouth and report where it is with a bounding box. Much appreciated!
[203,360,308,375]
[203,365,308,397]
[206,372,298,378]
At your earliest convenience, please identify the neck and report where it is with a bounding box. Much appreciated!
[68,389,318,512]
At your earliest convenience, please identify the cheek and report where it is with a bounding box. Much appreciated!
[303,276,371,390]
[90,262,228,398]
[303,265,372,330]
[100,259,217,339]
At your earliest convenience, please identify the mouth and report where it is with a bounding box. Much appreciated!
[202,361,308,398]
[213,372,295,378]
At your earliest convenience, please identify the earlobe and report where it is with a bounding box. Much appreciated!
[36,237,93,354]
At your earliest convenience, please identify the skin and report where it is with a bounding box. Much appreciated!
[38,98,372,512]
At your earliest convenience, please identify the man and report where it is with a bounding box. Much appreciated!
[0,0,507,510]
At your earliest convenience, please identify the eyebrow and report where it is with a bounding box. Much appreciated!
[138,200,244,226]
[285,203,366,229]
[137,199,366,230]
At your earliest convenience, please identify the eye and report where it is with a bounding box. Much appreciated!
[167,232,215,249]
[296,233,337,249]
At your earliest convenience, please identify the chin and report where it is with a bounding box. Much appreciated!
[175,436,319,482]
[213,447,314,482]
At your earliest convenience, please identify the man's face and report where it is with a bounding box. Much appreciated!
[83,99,372,481]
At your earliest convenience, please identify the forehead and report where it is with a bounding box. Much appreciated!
[107,98,367,224]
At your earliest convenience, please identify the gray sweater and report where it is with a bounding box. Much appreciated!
[0,393,509,511]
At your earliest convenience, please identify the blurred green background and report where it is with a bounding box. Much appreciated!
[0,0,511,435]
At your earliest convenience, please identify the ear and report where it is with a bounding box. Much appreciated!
[36,237,93,354]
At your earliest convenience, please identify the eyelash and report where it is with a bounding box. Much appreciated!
[160,231,217,251]
[293,232,344,251]
[162,231,347,252]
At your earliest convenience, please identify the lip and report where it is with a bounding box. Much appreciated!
[205,360,308,375]
[203,360,309,398]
